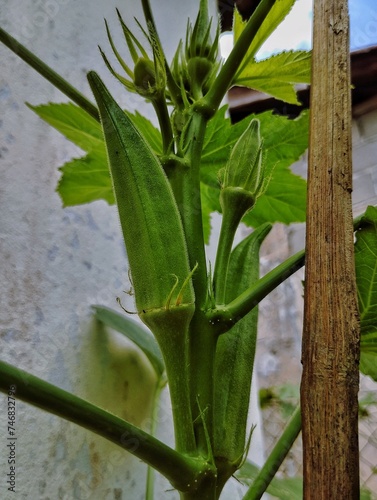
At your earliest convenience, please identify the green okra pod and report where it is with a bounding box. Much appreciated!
[87,71,194,318]
[88,71,196,452]
[213,223,271,486]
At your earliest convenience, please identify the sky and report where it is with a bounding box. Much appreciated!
[220,0,377,59]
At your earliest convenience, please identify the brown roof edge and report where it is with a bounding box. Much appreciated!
[228,45,377,121]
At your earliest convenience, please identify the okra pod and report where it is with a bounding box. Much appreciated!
[213,223,271,482]
[87,71,194,319]
[88,72,196,452]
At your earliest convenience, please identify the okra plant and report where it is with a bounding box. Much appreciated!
[1,0,377,499]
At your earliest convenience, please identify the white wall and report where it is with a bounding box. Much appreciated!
[0,1,265,499]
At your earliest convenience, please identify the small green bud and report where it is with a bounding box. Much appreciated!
[101,12,166,102]
[133,58,157,95]
[220,119,266,216]
[189,0,211,58]
[187,57,212,90]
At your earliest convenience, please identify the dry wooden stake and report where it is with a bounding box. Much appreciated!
[301,0,360,498]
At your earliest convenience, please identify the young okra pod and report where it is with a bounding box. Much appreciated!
[87,71,197,344]
[87,72,194,319]
[88,71,196,452]
[213,223,271,481]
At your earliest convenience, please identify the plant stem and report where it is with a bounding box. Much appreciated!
[0,26,99,121]
[202,0,276,116]
[0,359,206,492]
[213,201,247,304]
[171,111,208,305]
[209,212,367,330]
[188,312,218,455]
[140,0,182,107]
[146,375,167,500]
[175,110,217,454]
[154,322,197,454]
[169,108,218,455]
[209,249,306,330]
[301,1,359,496]
[152,95,174,154]
[243,405,302,500]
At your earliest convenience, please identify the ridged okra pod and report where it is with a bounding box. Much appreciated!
[88,71,196,453]
[213,223,271,488]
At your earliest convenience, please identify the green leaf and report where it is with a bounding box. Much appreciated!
[57,154,114,207]
[243,166,307,227]
[355,206,377,380]
[234,50,311,105]
[92,305,165,377]
[201,106,240,173]
[29,102,162,207]
[27,102,104,154]
[237,460,303,500]
[233,0,296,74]
[200,108,309,229]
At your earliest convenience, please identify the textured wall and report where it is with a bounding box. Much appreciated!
[0,1,265,499]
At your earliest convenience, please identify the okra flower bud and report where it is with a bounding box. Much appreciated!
[220,118,266,217]
[133,58,157,96]
[100,11,166,102]
[170,0,220,102]
[213,119,269,305]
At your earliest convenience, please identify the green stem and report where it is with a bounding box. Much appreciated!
[243,405,302,500]
[140,0,182,107]
[169,110,217,455]
[160,332,197,454]
[202,0,276,116]
[180,477,217,500]
[152,95,174,154]
[213,201,247,305]
[171,111,208,305]
[210,249,306,330]
[0,26,99,122]
[146,375,167,500]
[209,211,367,330]
[188,312,218,455]
[0,359,205,492]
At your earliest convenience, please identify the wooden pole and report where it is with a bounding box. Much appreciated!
[300,0,360,498]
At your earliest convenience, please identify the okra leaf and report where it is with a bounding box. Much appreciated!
[243,166,307,227]
[92,305,165,377]
[27,102,104,154]
[28,102,162,156]
[233,0,296,75]
[29,102,163,207]
[233,50,311,105]
[355,205,377,381]
[57,153,114,207]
